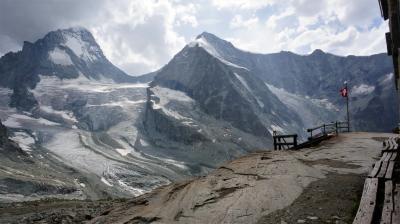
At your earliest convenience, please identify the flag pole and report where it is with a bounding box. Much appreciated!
[346,82,350,132]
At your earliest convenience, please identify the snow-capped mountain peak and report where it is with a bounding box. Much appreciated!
[0,27,144,110]
[195,32,234,48]
[58,27,102,63]
[187,32,247,70]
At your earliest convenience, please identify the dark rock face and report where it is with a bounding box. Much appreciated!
[144,88,208,145]
[0,120,8,147]
[148,45,303,140]
[0,120,27,157]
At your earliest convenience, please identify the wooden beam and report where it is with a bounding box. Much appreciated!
[381,180,393,224]
[353,178,379,224]
[369,161,383,178]
[392,183,400,223]
[386,32,392,55]
[379,0,389,20]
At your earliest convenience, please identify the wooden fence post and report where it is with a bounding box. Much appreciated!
[335,122,338,134]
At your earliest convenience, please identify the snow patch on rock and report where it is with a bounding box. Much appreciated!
[48,47,73,66]
[380,73,393,85]
[234,73,264,108]
[352,84,375,96]
[62,30,101,63]
[40,105,78,123]
[101,177,113,186]
[150,86,194,121]
[10,132,35,152]
[188,36,248,70]
[115,148,130,156]
[266,82,338,127]
[4,114,60,128]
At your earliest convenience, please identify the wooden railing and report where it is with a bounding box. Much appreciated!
[307,121,349,140]
[273,134,297,150]
[272,121,349,150]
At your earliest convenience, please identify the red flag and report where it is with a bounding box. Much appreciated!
[340,87,348,97]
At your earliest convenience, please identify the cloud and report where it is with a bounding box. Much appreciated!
[0,0,197,75]
[90,0,191,75]
[230,15,259,29]
[0,0,389,75]
[211,0,275,10]
[226,0,387,56]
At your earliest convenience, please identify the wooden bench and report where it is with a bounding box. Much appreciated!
[353,137,399,224]
[393,183,400,223]
[369,152,397,179]
[383,137,399,152]
[381,180,394,224]
[353,178,379,224]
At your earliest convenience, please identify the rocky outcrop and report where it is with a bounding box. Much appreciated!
[0,120,25,155]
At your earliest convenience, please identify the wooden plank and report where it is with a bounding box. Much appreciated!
[275,134,297,138]
[389,152,397,161]
[391,137,398,150]
[390,137,398,150]
[384,152,393,162]
[383,140,390,151]
[385,161,395,180]
[392,184,400,224]
[377,161,389,178]
[353,178,379,224]
[382,152,389,160]
[388,137,394,150]
[391,137,396,150]
[369,161,383,178]
[381,180,394,224]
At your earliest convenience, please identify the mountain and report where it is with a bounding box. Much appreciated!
[141,32,397,171]
[186,32,397,132]
[0,28,190,202]
[146,32,397,142]
[0,27,146,111]
[0,28,397,202]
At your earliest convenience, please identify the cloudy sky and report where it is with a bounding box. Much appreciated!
[0,0,388,76]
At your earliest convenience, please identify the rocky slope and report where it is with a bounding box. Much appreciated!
[89,132,390,224]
